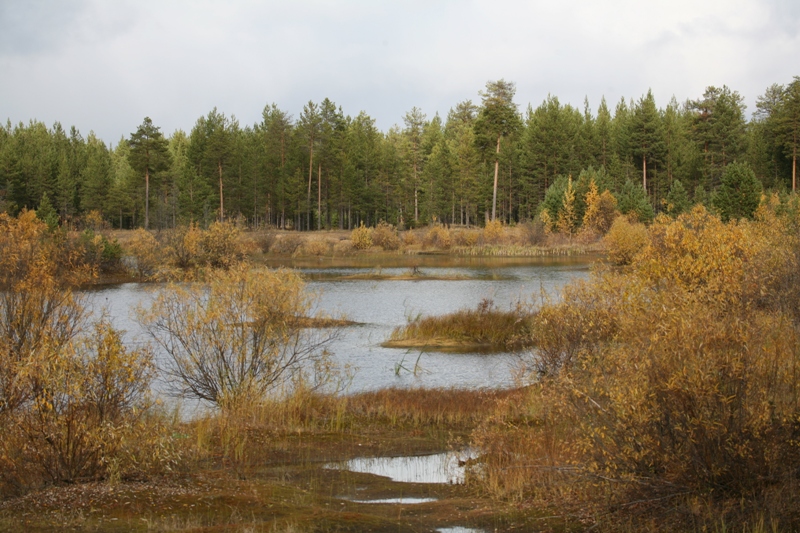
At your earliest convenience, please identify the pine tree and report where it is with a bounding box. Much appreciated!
[713,162,761,222]
[475,80,520,221]
[665,179,690,216]
[128,117,171,229]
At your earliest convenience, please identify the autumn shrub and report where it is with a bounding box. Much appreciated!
[482,219,504,244]
[10,320,154,486]
[371,221,401,251]
[164,223,204,269]
[201,220,246,268]
[451,228,480,247]
[300,239,330,256]
[604,215,648,265]
[125,228,161,279]
[332,239,355,255]
[270,233,303,255]
[76,229,123,273]
[402,230,418,246]
[423,224,451,249]
[139,265,339,410]
[350,222,373,250]
[516,219,546,246]
[476,206,800,529]
[0,212,155,496]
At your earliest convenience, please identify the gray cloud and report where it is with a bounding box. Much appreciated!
[1,0,797,143]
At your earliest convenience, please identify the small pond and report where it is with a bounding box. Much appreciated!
[84,256,593,394]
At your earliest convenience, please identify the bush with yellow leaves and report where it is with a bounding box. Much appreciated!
[423,224,451,249]
[371,221,401,251]
[350,222,373,250]
[475,205,800,529]
[0,212,155,495]
[604,215,648,265]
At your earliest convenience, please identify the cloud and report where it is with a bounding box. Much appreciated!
[1,0,797,142]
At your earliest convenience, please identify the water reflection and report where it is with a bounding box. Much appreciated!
[328,449,478,484]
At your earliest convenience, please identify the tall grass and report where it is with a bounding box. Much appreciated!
[386,298,533,351]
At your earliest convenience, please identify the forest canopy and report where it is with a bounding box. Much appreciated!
[1,77,798,231]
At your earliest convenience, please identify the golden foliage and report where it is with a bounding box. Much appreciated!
[201,220,246,269]
[126,228,161,279]
[423,224,451,249]
[371,221,401,251]
[583,181,618,234]
[482,219,504,244]
[350,222,373,250]
[604,215,648,265]
[556,177,577,235]
[139,265,339,409]
[477,205,800,528]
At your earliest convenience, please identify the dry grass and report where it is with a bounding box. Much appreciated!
[386,298,533,352]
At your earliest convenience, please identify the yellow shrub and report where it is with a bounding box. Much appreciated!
[423,224,451,249]
[371,221,401,251]
[482,219,504,244]
[202,220,246,268]
[604,216,648,266]
[126,228,161,279]
[350,222,373,250]
[301,239,330,256]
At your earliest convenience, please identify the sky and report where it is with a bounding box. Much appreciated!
[1,0,798,145]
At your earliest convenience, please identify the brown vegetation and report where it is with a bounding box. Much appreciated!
[474,204,800,530]
[385,298,532,352]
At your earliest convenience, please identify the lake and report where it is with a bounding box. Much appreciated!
[84,256,593,397]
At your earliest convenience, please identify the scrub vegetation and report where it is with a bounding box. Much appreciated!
[4,184,800,531]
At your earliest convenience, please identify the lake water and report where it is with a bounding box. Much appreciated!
[84,257,592,396]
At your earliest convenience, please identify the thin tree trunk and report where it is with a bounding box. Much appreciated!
[492,135,501,221]
[307,144,313,231]
[218,159,224,221]
[317,163,322,230]
[144,167,150,229]
[642,154,647,192]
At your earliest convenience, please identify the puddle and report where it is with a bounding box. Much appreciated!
[329,449,478,484]
[348,497,438,504]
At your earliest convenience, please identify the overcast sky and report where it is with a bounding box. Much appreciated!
[1,0,798,145]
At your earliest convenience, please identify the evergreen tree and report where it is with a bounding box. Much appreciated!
[713,162,761,221]
[665,179,690,216]
[775,77,800,191]
[617,178,654,222]
[36,192,59,230]
[631,89,666,195]
[475,79,520,221]
[128,117,171,229]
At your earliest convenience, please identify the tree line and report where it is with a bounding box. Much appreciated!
[1,77,798,230]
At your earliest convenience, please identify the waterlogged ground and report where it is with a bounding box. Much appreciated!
[2,257,595,532]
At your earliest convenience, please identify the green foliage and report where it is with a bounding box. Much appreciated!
[713,161,762,221]
[616,179,654,222]
[35,192,59,230]
[665,179,690,216]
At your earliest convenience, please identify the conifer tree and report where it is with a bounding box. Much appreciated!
[128,117,171,229]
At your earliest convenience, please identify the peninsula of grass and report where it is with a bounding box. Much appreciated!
[383,299,533,352]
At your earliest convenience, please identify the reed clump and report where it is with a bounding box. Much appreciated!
[386,298,532,351]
